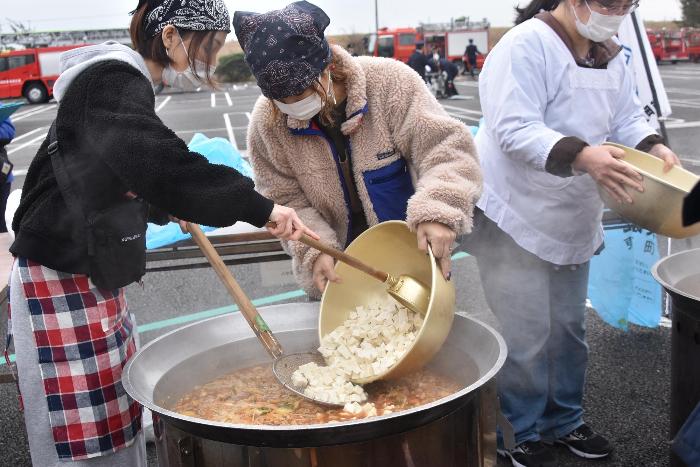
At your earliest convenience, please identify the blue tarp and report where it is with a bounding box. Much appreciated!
[588,223,663,330]
[145,134,253,250]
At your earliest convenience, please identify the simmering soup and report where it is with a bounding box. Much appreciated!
[173,364,461,425]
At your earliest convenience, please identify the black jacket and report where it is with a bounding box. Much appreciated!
[11,60,274,274]
[408,51,428,77]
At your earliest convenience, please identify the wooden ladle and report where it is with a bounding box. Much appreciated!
[186,223,344,407]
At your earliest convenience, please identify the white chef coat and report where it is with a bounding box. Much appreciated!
[475,17,656,265]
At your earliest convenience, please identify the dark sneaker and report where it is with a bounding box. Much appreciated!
[556,424,613,459]
[497,440,557,467]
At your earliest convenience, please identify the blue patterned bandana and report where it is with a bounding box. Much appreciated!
[134,0,231,38]
[232,1,332,100]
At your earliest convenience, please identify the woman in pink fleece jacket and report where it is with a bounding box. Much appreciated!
[233,1,482,297]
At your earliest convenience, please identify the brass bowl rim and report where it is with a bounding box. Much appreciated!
[603,142,698,193]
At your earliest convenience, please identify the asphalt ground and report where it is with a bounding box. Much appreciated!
[0,62,698,466]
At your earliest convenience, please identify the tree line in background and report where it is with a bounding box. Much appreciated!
[215,35,368,84]
[683,0,700,25]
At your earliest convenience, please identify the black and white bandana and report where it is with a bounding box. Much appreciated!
[134,0,231,38]
[232,1,332,100]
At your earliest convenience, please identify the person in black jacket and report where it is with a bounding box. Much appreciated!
[8,1,316,466]
[407,42,429,81]
[0,114,14,233]
[462,39,482,78]
[438,58,460,96]
[684,182,700,227]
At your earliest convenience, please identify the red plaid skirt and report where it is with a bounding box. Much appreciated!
[12,258,141,460]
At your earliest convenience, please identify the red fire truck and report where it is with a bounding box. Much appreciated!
[684,28,700,62]
[0,45,83,104]
[647,29,689,64]
[647,30,664,62]
[368,19,489,70]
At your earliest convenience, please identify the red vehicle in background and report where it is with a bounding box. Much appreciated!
[647,29,689,64]
[368,19,489,71]
[647,30,664,62]
[0,45,83,104]
[685,28,700,62]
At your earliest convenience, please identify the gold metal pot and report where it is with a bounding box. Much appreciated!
[319,221,456,384]
[600,143,700,238]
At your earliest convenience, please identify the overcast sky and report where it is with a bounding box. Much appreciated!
[1,1,683,36]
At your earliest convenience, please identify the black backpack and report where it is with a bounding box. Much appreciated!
[48,122,149,290]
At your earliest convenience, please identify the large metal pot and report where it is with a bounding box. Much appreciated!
[652,248,700,467]
[123,303,506,466]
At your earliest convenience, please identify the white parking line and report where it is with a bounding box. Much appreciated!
[11,126,46,143]
[12,104,56,122]
[11,107,38,119]
[7,134,46,155]
[666,88,700,96]
[13,169,28,177]
[441,104,483,116]
[660,74,698,81]
[225,92,233,107]
[211,93,216,108]
[667,120,700,129]
[245,112,251,122]
[448,112,480,123]
[223,113,238,150]
[155,96,171,113]
[455,81,479,88]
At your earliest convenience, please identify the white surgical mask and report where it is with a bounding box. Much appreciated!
[162,33,216,91]
[274,71,336,120]
[433,53,440,62]
[573,0,626,43]
[274,93,323,120]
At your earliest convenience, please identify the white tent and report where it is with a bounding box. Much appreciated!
[617,11,672,139]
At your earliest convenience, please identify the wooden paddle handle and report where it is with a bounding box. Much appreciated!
[187,223,283,359]
[297,234,389,283]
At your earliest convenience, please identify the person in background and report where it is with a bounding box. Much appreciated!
[438,57,460,96]
[684,181,700,226]
[234,1,482,298]
[7,1,315,466]
[346,43,359,57]
[464,0,680,466]
[0,114,15,232]
[408,41,429,81]
[462,38,482,78]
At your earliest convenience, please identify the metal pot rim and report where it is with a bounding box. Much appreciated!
[123,313,507,432]
[652,247,700,301]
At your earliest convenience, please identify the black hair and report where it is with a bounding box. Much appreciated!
[515,0,562,25]
[130,2,220,86]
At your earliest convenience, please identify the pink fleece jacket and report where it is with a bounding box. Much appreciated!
[248,45,482,297]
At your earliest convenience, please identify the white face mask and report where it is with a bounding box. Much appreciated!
[274,71,336,120]
[433,53,440,62]
[274,93,323,120]
[162,33,216,90]
[573,0,626,43]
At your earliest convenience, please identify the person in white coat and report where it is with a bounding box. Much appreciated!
[465,1,680,466]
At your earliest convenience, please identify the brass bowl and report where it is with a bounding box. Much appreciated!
[319,221,456,384]
[600,143,700,238]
